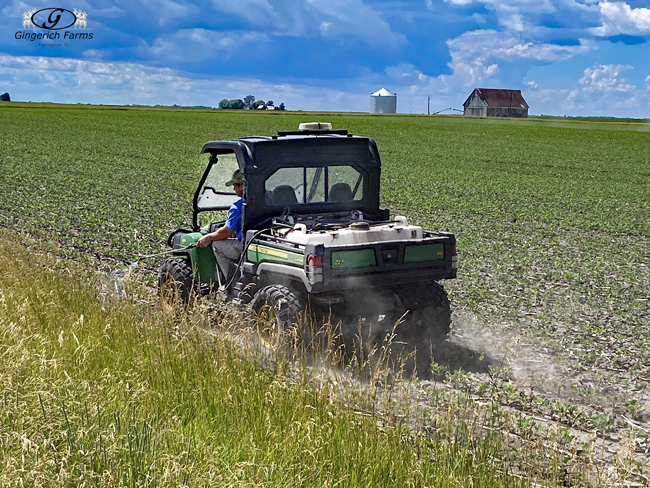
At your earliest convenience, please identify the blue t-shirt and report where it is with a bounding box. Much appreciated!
[225,198,243,242]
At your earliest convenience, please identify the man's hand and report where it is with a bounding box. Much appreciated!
[197,234,213,248]
[196,226,235,248]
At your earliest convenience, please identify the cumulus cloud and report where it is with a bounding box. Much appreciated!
[591,1,650,36]
[578,63,635,93]
[445,30,593,86]
[442,0,604,38]
[526,63,648,115]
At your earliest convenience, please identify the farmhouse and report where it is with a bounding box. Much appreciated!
[463,88,528,118]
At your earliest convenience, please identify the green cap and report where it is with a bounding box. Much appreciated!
[225,169,244,187]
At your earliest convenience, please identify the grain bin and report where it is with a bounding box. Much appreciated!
[370,88,397,114]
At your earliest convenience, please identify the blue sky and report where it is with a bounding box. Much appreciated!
[2,0,650,117]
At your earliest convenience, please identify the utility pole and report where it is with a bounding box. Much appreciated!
[427,95,430,115]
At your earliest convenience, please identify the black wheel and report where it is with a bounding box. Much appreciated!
[249,284,305,333]
[396,282,451,346]
[158,258,196,304]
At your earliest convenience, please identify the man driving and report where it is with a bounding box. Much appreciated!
[196,169,244,290]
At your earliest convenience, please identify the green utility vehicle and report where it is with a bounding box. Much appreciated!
[159,123,457,350]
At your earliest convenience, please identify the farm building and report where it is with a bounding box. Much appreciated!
[463,88,528,118]
[370,88,397,114]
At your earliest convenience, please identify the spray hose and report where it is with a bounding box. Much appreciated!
[133,243,197,262]
[221,227,272,292]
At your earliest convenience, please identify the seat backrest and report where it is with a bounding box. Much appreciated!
[271,185,298,205]
[329,182,353,202]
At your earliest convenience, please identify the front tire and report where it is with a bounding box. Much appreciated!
[158,258,196,304]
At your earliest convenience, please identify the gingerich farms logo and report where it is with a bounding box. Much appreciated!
[16,8,93,46]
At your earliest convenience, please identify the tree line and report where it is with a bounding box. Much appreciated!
[219,95,285,111]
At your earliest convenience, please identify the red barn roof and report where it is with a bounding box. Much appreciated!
[464,88,529,109]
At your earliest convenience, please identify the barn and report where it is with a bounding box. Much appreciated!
[463,88,528,118]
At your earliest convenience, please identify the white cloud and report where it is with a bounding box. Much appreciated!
[591,1,650,36]
[526,63,648,116]
[472,12,487,24]
[139,0,195,25]
[0,54,368,111]
[209,0,405,47]
[82,49,106,59]
[445,30,593,87]
[146,29,269,63]
[577,63,635,93]
[319,21,331,35]
[502,13,526,31]
[444,0,555,14]
[304,0,406,46]
[209,0,275,25]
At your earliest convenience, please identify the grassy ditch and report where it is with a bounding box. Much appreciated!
[0,234,549,487]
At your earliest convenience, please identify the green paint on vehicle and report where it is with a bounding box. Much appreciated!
[331,249,376,268]
[178,232,217,284]
[404,243,444,264]
[247,243,303,267]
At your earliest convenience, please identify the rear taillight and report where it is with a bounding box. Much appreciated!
[307,254,323,268]
[451,244,457,270]
[451,244,457,256]
[306,253,323,283]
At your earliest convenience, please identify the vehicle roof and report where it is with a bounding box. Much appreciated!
[200,131,380,170]
[201,131,370,154]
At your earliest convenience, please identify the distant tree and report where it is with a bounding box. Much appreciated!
[267,100,274,107]
[219,99,245,109]
[278,102,285,111]
[243,95,255,109]
[0,93,10,102]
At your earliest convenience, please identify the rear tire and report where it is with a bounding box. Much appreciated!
[250,284,304,331]
[396,282,451,346]
[158,258,196,304]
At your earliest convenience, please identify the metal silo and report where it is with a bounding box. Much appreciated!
[370,88,397,114]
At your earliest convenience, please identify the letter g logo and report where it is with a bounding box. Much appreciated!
[31,8,77,30]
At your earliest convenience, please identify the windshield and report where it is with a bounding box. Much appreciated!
[264,165,364,206]
[196,153,240,210]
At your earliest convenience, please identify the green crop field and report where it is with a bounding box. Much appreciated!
[1,102,650,482]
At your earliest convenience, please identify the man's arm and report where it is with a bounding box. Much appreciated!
[196,225,235,247]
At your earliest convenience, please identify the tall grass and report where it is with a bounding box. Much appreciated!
[0,233,628,487]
